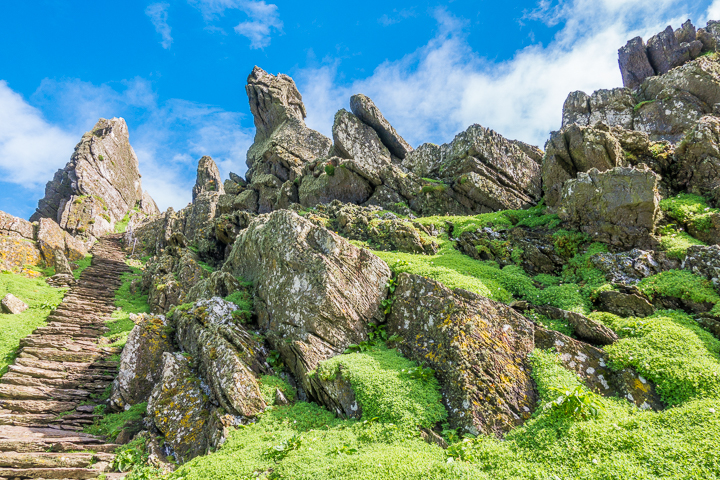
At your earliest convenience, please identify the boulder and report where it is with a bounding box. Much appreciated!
[223,210,391,406]
[530,305,618,345]
[332,109,393,186]
[298,160,373,207]
[110,314,176,411]
[596,290,655,318]
[534,327,664,410]
[561,89,635,130]
[173,298,266,417]
[52,249,73,276]
[387,273,537,437]
[0,211,34,240]
[1,294,28,314]
[31,118,158,229]
[647,26,698,76]
[633,91,708,144]
[36,218,88,265]
[192,156,224,202]
[618,37,656,89]
[0,231,43,273]
[148,352,229,463]
[349,94,413,159]
[675,20,697,45]
[591,249,678,285]
[674,116,720,198]
[638,56,720,114]
[542,124,627,207]
[557,166,660,249]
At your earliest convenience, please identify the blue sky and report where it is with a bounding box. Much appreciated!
[1,0,719,218]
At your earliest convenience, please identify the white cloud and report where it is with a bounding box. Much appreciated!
[378,8,417,27]
[188,0,282,48]
[0,78,252,212]
[146,2,173,49]
[0,80,76,186]
[297,1,715,149]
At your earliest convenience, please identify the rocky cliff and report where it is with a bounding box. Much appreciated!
[30,118,159,240]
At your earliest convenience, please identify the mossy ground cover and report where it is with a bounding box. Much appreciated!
[105,262,150,348]
[657,193,718,258]
[0,271,66,375]
[637,269,720,314]
[86,402,147,441]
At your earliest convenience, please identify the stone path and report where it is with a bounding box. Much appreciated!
[0,235,129,479]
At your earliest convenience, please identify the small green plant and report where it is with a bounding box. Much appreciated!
[112,445,143,472]
[344,341,375,354]
[367,322,387,342]
[264,434,303,461]
[633,99,656,112]
[401,366,435,382]
[544,385,605,419]
[266,350,284,370]
[446,437,483,463]
[330,443,358,456]
[325,163,335,176]
[98,154,105,161]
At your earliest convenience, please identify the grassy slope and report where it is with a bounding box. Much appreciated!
[0,255,92,376]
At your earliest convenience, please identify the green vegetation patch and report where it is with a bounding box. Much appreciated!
[105,264,150,348]
[0,272,66,376]
[85,402,146,442]
[259,375,297,405]
[637,270,720,313]
[73,255,93,279]
[316,344,447,428]
[658,225,705,259]
[590,310,720,406]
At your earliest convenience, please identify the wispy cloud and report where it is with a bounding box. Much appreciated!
[378,8,417,27]
[297,1,712,149]
[188,0,282,48]
[146,2,173,49]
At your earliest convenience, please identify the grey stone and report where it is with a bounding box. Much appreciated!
[596,290,655,318]
[675,20,697,45]
[562,91,591,127]
[332,109,393,186]
[618,37,656,89]
[192,156,224,202]
[350,94,413,159]
[1,293,28,314]
[647,26,690,75]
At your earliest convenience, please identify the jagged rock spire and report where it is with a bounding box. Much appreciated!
[246,66,307,142]
[192,156,224,202]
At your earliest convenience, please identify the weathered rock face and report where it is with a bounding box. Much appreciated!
[619,37,656,89]
[387,273,538,437]
[557,166,660,249]
[0,211,42,273]
[192,156,224,202]
[30,118,159,236]
[143,248,208,314]
[0,211,34,240]
[349,94,413,159]
[298,160,374,207]
[673,116,720,199]
[245,67,332,213]
[596,290,655,318]
[223,210,391,405]
[333,109,394,186]
[1,293,28,314]
[591,249,679,285]
[37,218,88,265]
[647,25,702,76]
[542,123,627,207]
[561,89,635,129]
[52,249,73,276]
[528,305,619,346]
[403,124,542,211]
[173,298,266,417]
[148,352,227,463]
[534,327,664,410]
[110,314,176,411]
[683,244,720,288]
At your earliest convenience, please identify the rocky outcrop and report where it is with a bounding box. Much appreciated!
[534,328,664,410]
[596,290,655,318]
[109,314,176,410]
[591,249,679,285]
[349,94,413,159]
[557,166,660,249]
[618,20,707,89]
[172,298,266,417]
[527,304,618,345]
[403,124,542,211]
[192,156,224,201]
[542,123,627,207]
[673,115,720,199]
[223,210,391,407]
[30,118,159,239]
[148,352,228,463]
[387,273,538,437]
[682,244,720,288]
[142,247,208,313]
[244,67,333,213]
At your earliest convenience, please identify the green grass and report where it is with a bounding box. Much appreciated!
[115,212,131,233]
[590,310,720,406]
[637,270,720,314]
[85,402,147,442]
[259,375,297,405]
[316,344,447,428]
[73,255,93,279]
[658,226,705,260]
[660,193,720,235]
[0,271,66,376]
[105,264,150,348]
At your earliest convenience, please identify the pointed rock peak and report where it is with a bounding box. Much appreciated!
[349,94,413,159]
[246,66,307,141]
[192,156,224,202]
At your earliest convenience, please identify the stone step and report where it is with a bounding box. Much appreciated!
[1,374,111,392]
[0,465,111,479]
[18,349,105,364]
[0,400,78,414]
[0,451,114,469]
[14,359,117,375]
[0,385,91,402]
[0,414,97,427]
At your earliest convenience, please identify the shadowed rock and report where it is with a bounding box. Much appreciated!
[619,37,656,89]
[350,94,413,159]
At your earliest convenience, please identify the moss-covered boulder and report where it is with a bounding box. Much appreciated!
[557,165,660,249]
[387,273,537,437]
[110,314,176,411]
[173,298,266,417]
[298,160,373,207]
[224,210,391,406]
[148,352,229,463]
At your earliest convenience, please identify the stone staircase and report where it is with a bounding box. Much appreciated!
[0,235,129,479]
